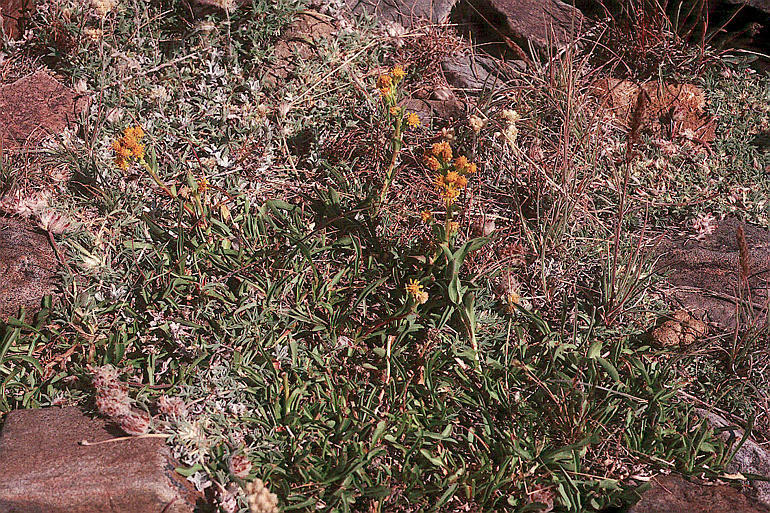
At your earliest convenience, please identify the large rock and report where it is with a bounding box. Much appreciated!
[0,407,201,513]
[727,0,770,15]
[0,71,86,152]
[629,474,769,513]
[698,409,770,508]
[453,0,584,51]
[0,0,35,40]
[263,10,336,88]
[441,51,521,91]
[0,217,57,321]
[657,218,770,329]
[345,0,457,26]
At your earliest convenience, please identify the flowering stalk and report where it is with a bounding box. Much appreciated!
[420,141,483,367]
[112,126,196,216]
[373,66,419,212]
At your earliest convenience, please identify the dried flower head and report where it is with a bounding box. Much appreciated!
[157,395,187,418]
[89,364,121,390]
[420,210,432,223]
[228,452,253,478]
[117,409,151,436]
[83,27,103,40]
[0,190,50,218]
[90,0,117,17]
[38,209,74,234]
[244,479,279,513]
[468,114,486,134]
[691,212,717,240]
[95,388,131,418]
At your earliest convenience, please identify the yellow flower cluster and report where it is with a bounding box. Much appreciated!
[424,142,477,206]
[406,279,429,305]
[377,74,393,97]
[112,126,145,170]
[377,65,406,96]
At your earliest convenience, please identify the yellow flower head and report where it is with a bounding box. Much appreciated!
[125,125,145,142]
[454,156,471,173]
[431,141,453,162]
[128,142,145,160]
[424,153,440,171]
[405,112,420,128]
[406,279,428,304]
[440,184,461,205]
[391,65,406,81]
[377,74,393,95]
[197,177,210,194]
[445,171,461,186]
[112,125,146,169]
[420,210,432,223]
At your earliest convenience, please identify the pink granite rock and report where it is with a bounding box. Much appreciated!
[0,407,201,513]
[0,71,86,152]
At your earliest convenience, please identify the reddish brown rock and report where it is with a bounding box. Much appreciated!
[0,71,86,152]
[629,474,769,513]
[698,409,770,508]
[0,407,201,513]
[454,0,584,51]
[0,217,57,321]
[263,10,336,88]
[345,0,456,27]
[657,218,770,329]
[0,0,35,40]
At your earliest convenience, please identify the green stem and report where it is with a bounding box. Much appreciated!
[375,123,403,212]
[141,159,195,216]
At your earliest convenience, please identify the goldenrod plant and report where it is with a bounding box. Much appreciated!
[373,65,420,210]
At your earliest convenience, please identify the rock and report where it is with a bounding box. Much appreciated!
[591,78,717,143]
[453,0,584,51]
[345,0,456,27]
[656,218,770,329]
[0,217,58,321]
[629,474,769,513]
[0,0,35,40]
[401,97,465,124]
[726,0,770,15]
[0,71,86,152]
[698,409,770,508]
[0,407,201,513]
[262,10,336,88]
[441,52,521,91]
[650,310,708,348]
